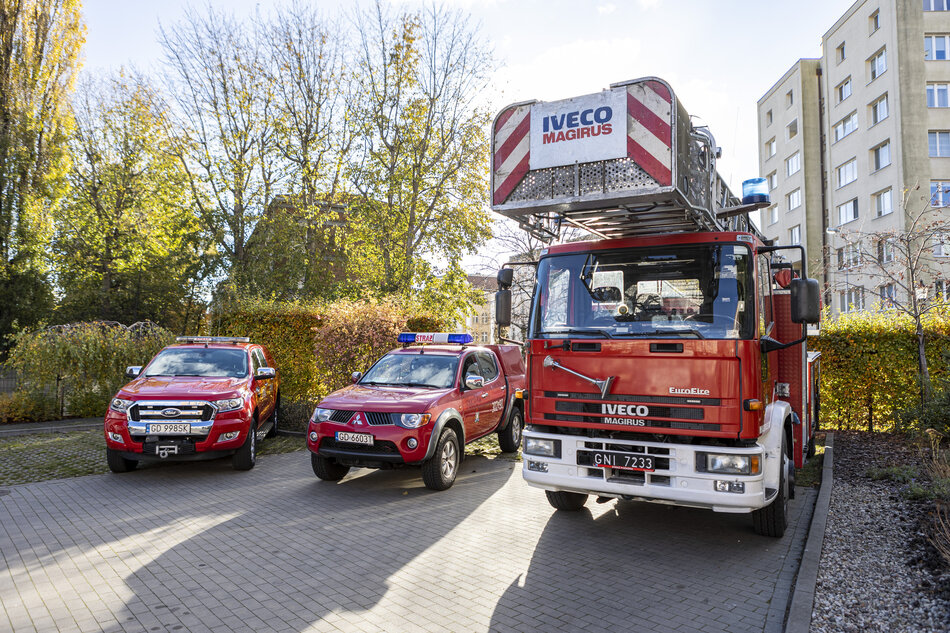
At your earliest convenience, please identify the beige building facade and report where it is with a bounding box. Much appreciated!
[758,0,950,316]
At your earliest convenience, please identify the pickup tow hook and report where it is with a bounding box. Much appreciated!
[543,356,615,399]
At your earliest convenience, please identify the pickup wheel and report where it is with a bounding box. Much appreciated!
[422,427,460,491]
[311,454,350,481]
[266,393,280,438]
[545,490,588,511]
[752,432,789,537]
[232,420,257,471]
[106,448,137,473]
[497,407,523,454]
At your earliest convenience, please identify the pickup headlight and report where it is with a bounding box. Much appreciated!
[524,437,560,458]
[700,453,761,475]
[110,398,133,413]
[396,413,431,429]
[213,398,243,412]
[311,407,334,423]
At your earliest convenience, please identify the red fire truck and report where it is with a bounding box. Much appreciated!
[491,77,820,537]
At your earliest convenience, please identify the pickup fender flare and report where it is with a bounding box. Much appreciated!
[495,391,521,431]
[423,408,464,461]
[760,400,793,492]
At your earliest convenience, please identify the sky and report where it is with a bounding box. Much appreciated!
[81,0,858,260]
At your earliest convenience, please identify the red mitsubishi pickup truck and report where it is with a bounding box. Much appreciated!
[104,336,279,472]
[307,333,526,490]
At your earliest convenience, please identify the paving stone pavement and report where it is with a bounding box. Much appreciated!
[0,451,815,633]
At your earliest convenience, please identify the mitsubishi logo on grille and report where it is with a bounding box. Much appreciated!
[349,412,368,426]
[161,408,181,418]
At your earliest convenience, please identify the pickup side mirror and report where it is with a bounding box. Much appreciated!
[495,289,512,327]
[790,278,820,324]
[351,371,362,384]
[465,374,485,390]
[125,366,142,379]
[255,367,276,380]
[497,268,514,290]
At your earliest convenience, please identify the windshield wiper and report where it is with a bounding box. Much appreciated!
[361,381,401,386]
[613,327,705,340]
[401,382,440,388]
[544,328,614,339]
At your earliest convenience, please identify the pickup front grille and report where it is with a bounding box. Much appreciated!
[129,401,215,422]
[327,410,394,426]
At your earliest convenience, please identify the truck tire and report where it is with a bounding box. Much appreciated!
[266,393,280,438]
[752,433,789,537]
[545,490,588,511]
[497,407,523,453]
[232,421,257,471]
[422,427,460,491]
[106,448,137,473]
[311,453,349,481]
[806,436,816,459]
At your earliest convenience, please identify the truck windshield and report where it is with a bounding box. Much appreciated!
[530,244,755,340]
[145,348,248,378]
[361,353,459,389]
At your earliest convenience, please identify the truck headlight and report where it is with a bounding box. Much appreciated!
[524,437,560,458]
[700,453,760,475]
[110,398,133,413]
[397,413,431,429]
[311,407,334,423]
[213,398,243,412]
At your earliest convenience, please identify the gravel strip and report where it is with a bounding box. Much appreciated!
[811,431,950,633]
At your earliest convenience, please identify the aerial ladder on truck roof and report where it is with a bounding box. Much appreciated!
[490,77,769,243]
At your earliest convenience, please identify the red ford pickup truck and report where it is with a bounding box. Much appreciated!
[104,336,279,472]
[307,333,527,490]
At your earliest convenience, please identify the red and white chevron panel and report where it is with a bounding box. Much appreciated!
[626,80,673,187]
[492,104,531,206]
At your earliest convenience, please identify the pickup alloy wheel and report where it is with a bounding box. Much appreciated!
[422,427,460,491]
[232,421,257,471]
[497,408,523,453]
[266,394,280,438]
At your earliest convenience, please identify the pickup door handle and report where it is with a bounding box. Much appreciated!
[481,393,488,398]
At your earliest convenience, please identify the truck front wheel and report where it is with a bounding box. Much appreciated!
[311,454,350,481]
[752,433,790,537]
[545,490,588,511]
[232,421,257,471]
[422,427,460,491]
[497,408,523,453]
[106,448,137,473]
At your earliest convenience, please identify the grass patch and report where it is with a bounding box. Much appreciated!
[467,433,521,461]
[867,464,920,484]
[0,429,305,486]
[795,432,826,488]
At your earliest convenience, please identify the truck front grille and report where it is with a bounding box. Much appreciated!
[129,401,215,422]
[327,410,394,426]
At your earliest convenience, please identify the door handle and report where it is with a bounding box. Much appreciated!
[481,393,488,398]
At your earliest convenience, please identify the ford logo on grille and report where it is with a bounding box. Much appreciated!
[161,408,181,418]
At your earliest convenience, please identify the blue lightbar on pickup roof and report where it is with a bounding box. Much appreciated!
[398,332,474,345]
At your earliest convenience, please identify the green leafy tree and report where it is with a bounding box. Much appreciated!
[53,72,208,333]
[0,0,83,350]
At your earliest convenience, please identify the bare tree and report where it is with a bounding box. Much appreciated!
[160,5,281,280]
[830,185,950,404]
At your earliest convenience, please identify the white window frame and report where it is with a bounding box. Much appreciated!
[837,77,852,103]
[840,287,865,313]
[786,119,798,140]
[879,283,896,305]
[872,141,891,171]
[928,83,950,108]
[925,0,950,11]
[767,171,778,191]
[870,94,888,125]
[878,239,894,264]
[874,188,893,217]
[766,109,773,126]
[789,225,801,245]
[785,152,801,177]
[930,131,950,157]
[787,188,802,211]
[935,232,949,257]
[766,137,776,158]
[833,112,858,142]
[768,205,778,225]
[786,90,794,107]
[837,242,862,269]
[925,35,950,60]
[869,10,880,33]
[932,181,950,207]
[837,198,859,225]
[836,158,857,189]
[836,43,846,63]
[869,48,887,80]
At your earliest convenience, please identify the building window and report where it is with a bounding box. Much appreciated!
[874,188,893,217]
[836,43,846,63]
[833,112,858,142]
[787,188,802,210]
[928,83,950,108]
[836,77,852,103]
[786,90,794,107]
[785,152,801,176]
[789,225,801,245]
[870,10,880,33]
[481,332,488,343]
[879,283,896,305]
[872,141,891,170]
[767,171,778,190]
[837,243,862,269]
[786,119,798,140]
[836,158,857,188]
[930,131,950,157]
[878,239,894,263]
[936,279,948,298]
[838,198,859,225]
[840,287,865,313]
[925,0,950,11]
[932,181,950,206]
[766,137,776,158]
[869,48,886,80]
[934,232,949,257]
[768,205,778,225]
[925,35,950,60]
[766,109,773,126]
[870,94,888,125]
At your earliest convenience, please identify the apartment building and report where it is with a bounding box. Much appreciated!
[758,0,950,316]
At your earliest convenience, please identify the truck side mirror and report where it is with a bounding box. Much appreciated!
[351,372,362,384]
[790,278,820,324]
[255,367,276,380]
[125,366,142,379]
[495,289,512,327]
[497,268,514,290]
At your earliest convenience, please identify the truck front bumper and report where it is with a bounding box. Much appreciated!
[522,428,773,514]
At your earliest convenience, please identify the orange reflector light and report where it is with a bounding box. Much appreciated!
[744,399,764,411]
[751,455,761,474]
[515,389,525,399]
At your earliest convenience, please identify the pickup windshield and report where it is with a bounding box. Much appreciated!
[361,353,459,389]
[531,243,755,340]
[144,348,249,378]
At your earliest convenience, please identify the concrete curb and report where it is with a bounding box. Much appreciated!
[0,419,103,437]
[785,432,835,633]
